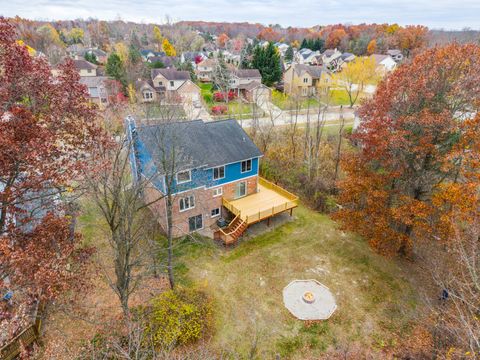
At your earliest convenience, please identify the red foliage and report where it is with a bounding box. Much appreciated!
[0,18,107,306]
[213,91,237,102]
[211,105,228,114]
[194,55,203,64]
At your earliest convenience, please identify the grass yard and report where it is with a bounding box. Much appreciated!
[172,205,421,358]
[198,82,214,104]
[272,90,320,110]
[329,89,352,106]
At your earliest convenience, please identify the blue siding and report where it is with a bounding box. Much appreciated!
[172,157,259,193]
[128,120,259,195]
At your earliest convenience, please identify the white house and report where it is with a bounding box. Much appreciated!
[370,54,397,73]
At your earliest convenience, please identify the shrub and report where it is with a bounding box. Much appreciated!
[211,105,228,115]
[203,92,213,104]
[144,287,213,348]
[213,92,225,102]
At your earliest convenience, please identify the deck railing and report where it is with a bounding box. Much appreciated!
[258,177,299,202]
[244,200,297,224]
[1,301,44,360]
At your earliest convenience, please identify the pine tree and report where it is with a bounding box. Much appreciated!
[240,43,253,69]
[285,46,294,62]
[106,53,126,87]
[300,38,308,49]
[251,42,282,86]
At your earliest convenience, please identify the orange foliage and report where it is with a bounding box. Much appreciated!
[334,44,480,256]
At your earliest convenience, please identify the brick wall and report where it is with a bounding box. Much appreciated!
[144,176,258,238]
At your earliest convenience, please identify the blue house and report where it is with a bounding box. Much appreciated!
[127,118,298,243]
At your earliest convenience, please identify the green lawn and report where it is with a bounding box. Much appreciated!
[172,205,421,358]
[329,89,352,106]
[272,90,320,110]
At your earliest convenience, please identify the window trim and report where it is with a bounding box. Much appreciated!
[188,214,203,232]
[176,170,192,184]
[241,159,252,173]
[213,166,225,180]
[170,80,175,87]
[236,181,247,198]
[179,195,195,212]
[211,208,220,218]
[213,187,223,197]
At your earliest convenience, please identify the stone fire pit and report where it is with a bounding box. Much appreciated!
[283,279,337,320]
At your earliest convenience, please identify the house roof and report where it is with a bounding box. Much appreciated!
[197,58,216,67]
[370,54,393,65]
[151,68,191,81]
[233,69,261,79]
[135,119,263,172]
[341,52,355,61]
[73,59,97,70]
[387,49,402,56]
[240,81,268,91]
[79,76,108,87]
[293,64,326,79]
[80,48,107,57]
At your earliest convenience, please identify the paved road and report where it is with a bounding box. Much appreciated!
[239,105,355,128]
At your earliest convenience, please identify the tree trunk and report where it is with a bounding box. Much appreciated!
[166,194,175,289]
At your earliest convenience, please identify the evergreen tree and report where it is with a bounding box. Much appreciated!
[141,32,148,46]
[106,53,126,87]
[240,43,253,69]
[84,52,98,64]
[128,44,141,64]
[251,42,282,86]
[130,30,141,49]
[284,46,294,62]
[149,60,165,69]
[300,38,308,49]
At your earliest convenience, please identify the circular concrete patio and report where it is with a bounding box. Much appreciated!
[283,279,337,320]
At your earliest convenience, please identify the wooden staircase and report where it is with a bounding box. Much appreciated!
[214,215,248,245]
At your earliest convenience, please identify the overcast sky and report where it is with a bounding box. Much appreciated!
[2,0,480,30]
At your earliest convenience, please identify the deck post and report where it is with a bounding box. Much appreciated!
[267,217,271,227]
[290,208,293,217]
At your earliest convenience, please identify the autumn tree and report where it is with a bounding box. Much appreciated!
[162,38,176,56]
[366,39,376,55]
[153,25,162,48]
[335,44,480,256]
[326,28,347,49]
[333,56,378,108]
[0,19,104,310]
[217,33,229,48]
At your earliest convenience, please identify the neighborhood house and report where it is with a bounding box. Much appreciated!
[127,118,298,244]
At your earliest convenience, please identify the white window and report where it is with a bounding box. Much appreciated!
[188,214,203,232]
[235,181,247,198]
[303,77,308,83]
[213,187,223,197]
[159,81,163,86]
[213,166,225,180]
[211,208,220,217]
[170,80,174,87]
[302,87,308,96]
[143,91,153,99]
[241,159,252,173]
[179,195,195,212]
[176,170,191,184]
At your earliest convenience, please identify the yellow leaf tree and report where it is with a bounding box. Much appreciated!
[333,56,378,108]
[114,42,129,64]
[127,83,136,104]
[162,38,176,56]
[153,26,162,48]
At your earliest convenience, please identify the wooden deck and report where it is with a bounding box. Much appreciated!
[223,177,298,225]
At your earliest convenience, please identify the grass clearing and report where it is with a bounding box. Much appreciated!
[173,205,421,358]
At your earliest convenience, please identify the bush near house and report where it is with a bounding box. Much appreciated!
[213,90,237,102]
[211,105,228,114]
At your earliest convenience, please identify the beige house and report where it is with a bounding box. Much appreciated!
[283,64,332,97]
[73,59,98,77]
[137,69,200,104]
[229,69,262,90]
[196,58,215,82]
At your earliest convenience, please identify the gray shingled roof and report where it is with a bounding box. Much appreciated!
[73,59,97,70]
[294,64,325,78]
[135,119,262,172]
[151,68,191,81]
[233,69,262,79]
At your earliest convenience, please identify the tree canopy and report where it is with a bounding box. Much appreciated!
[334,43,480,256]
[251,42,282,86]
